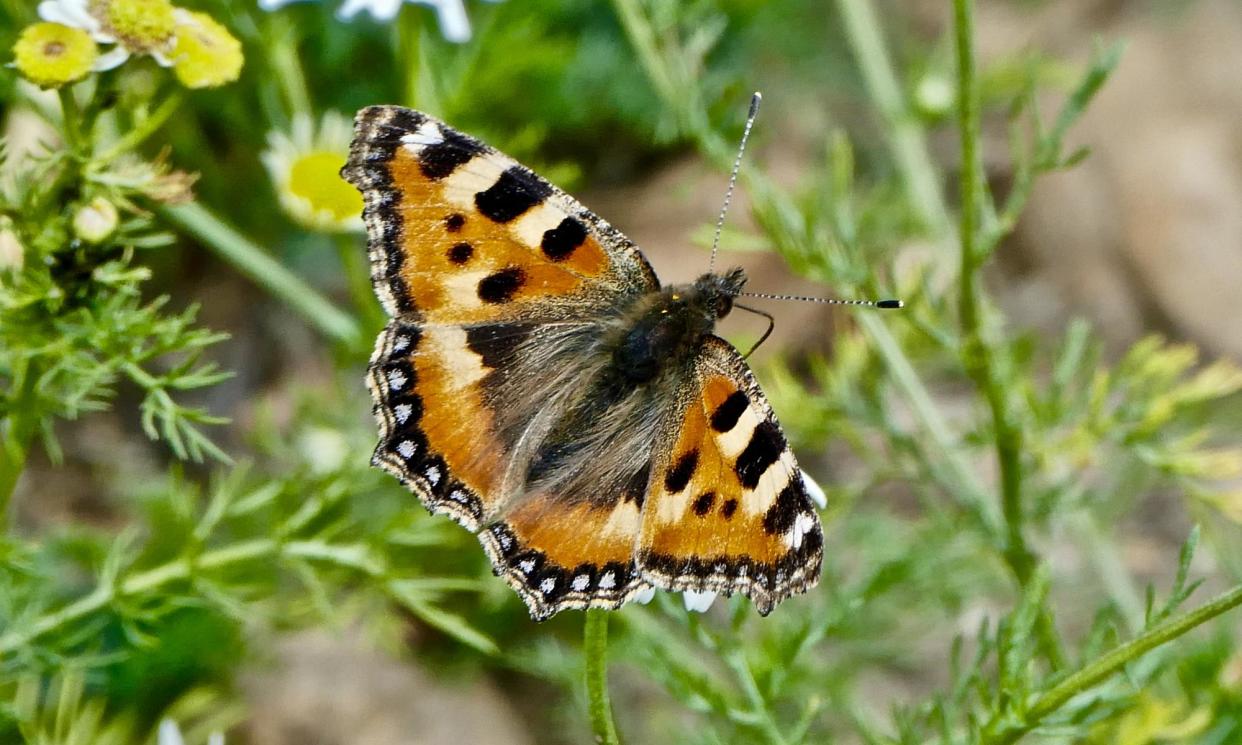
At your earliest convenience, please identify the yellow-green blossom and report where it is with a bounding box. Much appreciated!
[262,112,363,233]
[11,22,97,88]
[170,10,243,89]
[72,196,119,244]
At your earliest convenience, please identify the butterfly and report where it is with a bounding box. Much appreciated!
[342,106,824,621]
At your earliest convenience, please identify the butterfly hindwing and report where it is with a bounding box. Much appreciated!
[638,337,823,614]
[342,106,658,323]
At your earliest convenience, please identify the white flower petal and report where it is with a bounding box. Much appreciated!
[93,47,131,71]
[38,0,97,32]
[632,586,656,605]
[682,589,717,613]
[337,0,404,21]
[801,471,827,509]
[207,734,225,745]
[418,0,472,43]
[258,0,313,9]
[158,720,187,745]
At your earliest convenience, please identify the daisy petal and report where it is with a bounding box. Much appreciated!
[93,46,131,71]
[632,586,656,605]
[157,720,186,745]
[682,589,717,613]
[420,0,472,43]
[38,0,97,31]
[802,471,827,509]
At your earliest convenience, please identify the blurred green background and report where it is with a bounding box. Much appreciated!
[3,1,1242,743]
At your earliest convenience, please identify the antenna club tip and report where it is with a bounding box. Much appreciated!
[748,92,762,117]
[877,299,904,309]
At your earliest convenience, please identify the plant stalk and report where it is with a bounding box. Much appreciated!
[160,202,362,348]
[584,609,621,745]
[983,582,1242,744]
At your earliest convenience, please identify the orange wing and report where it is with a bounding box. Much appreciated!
[347,107,660,618]
[638,337,823,614]
[341,106,657,324]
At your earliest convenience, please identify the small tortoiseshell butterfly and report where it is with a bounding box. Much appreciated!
[343,106,828,620]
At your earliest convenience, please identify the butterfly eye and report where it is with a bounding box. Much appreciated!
[715,296,733,318]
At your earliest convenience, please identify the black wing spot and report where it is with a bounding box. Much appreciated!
[477,267,526,304]
[736,420,784,489]
[475,166,552,223]
[720,498,738,519]
[418,130,485,180]
[762,480,805,534]
[444,213,466,232]
[710,391,750,432]
[541,217,588,261]
[448,242,474,264]
[664,450,699,493]
[692,491,716,517]
[465,323,533,368]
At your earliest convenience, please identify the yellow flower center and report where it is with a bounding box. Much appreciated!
[99,0,175,52]
[289,152,364,224]
[11,22,98,89]
[171,11,244,89]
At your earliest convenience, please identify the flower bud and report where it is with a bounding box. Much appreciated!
[72,196,120,244]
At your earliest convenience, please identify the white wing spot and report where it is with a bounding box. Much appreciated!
[571,574,591,592]
[424,465,441,485]
[396,440,416,459]
[598,571,616,590]
[386,369,407,391]
[788,512,817,549]
[401,120,444,150]
[540,577,557,595]
[393,404,413,424]
[391,334,410,352]
[518,559,536,574]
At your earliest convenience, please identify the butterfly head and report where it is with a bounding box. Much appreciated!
[693,267,747,320]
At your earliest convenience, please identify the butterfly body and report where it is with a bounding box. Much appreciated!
[344,106,823,620]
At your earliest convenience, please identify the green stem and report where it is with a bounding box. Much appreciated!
[160,202,362,348]
[57,87,83,156]
[0,537,391,656]
[584,610,621,745]
[335,234,385,335]
[983,582,1242,744]
[266,15,313,117]
[836,0,954,240]
[724,648,790,745]
[97,93,183,164]
[953,0,1063,669]
[0,366,40,528]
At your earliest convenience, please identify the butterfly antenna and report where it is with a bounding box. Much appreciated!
[709,91,763,273]
[739,292,904,309]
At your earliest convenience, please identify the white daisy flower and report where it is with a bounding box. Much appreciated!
[261,111,364,233]
[258,0,499,44]
[38,0,178,71]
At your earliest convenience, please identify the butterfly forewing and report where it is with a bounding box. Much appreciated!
[342,106,657,323]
